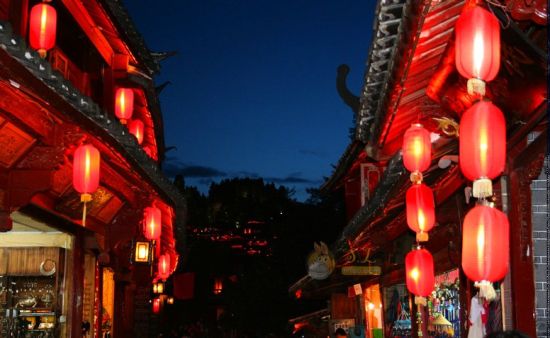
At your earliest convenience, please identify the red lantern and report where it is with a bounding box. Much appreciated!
[455,6,500,96]
[158,254,171,281]
[152,298,160,314]
[73,144,100,202]
[462,204,509,283]
[29,3,57,58]
[129,119,145,144]
[115,88,134,124]
[406,183,435,242]
[402,124,431,181]
[144,206,162,241]
[459,100,506,198]
[406,247,435,297]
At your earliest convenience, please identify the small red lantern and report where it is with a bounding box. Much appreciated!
[152,298,160,314]
[406,247,434,304]
[129,119,145,144]
[115,88,134,124]
[73,144,100,226]
[406,183,435,242]
[459,100,506,198]
[455,6,500,96]
[158,254,171,281]
[402,124,431,182]
[144,206,162,241]
[462,204,509,282]
[29,3,57,58]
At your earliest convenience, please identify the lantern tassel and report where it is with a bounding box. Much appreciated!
[416,232,429,242]
[80,193,92,227]
[474,281,496,301]
[414,296,427,306]
[473,178,492,198]
[467,78,486,96]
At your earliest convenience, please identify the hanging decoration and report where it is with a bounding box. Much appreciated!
[29,2,57,58]
[115,88,134,124]
[455,5,500,96]
[158,254,171,281]
[152,298,160,314]
[405,247,435,305]
[462,203,509,300]
[403,123,435,242]
[459,100,506,198]
[402,123,431,183]
[72,144,100,226]
[406,183,435,242]
[144,206,162,241]
[129,119,145,144]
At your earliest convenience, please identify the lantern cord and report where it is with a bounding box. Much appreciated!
[82,201,87,227]
[485,1,511,29]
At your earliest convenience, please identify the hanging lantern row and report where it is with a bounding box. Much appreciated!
[29,2,57,58]
[455,4,509,295]
[455,5,500,96]
[403,124,434,242]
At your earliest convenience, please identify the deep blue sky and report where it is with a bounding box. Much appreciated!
[125,1,376,201]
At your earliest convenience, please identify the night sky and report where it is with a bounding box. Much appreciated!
[125,1,376,200]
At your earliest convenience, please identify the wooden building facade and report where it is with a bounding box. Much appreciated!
[290,1,547,337]
[0,1,184,337]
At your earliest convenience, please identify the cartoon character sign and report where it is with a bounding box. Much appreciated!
[307,242,335,280]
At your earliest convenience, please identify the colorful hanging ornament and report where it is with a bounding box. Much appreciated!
[29,2,57,58]
[455,5,500,96]
[402,124,431,183]
[72,144,100,226]
[462,203,509,300]
[459,100,506,198]
[115,88,134,124]
[406,183,435,242]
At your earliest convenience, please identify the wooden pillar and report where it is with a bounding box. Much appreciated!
[505,130,546,337]
[71,231,85,338]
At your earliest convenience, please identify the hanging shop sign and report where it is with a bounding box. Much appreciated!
[341,265,381,276]
[306,242,335,280]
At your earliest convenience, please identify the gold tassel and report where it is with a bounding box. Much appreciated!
[474,281,496,301]
[473,178,492,198]
[467,78,486,96]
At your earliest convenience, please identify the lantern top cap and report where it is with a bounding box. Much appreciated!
[410,123,424,128]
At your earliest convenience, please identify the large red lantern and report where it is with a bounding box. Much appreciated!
[459,100,506,198]
[406,247,434,304]
[29,3,57,58]
[462,204,509,282]
[115,88,134,124]
[73,144,100,226]
[129,119,145,144]
[152,298,160,314]
[144,206,162,241]
[406,183,435,242]
[455,6,500,96]
[158,254,171,281]
[402,124,431,182]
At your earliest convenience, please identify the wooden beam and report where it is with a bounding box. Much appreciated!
[60,0,114,66]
